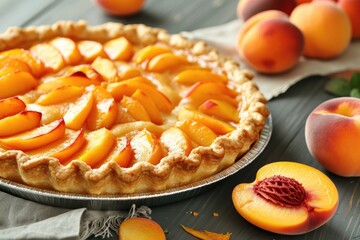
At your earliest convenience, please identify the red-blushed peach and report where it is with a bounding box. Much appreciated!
[338,0,360,39]
[305,97,360,176]
[237,10,304,74]
[290,1,351,59]
[237,0,297,20]
[119,217,166,240]
[95,0,145,17]
[232,161,339,235]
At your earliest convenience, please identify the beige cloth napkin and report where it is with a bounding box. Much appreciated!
[184,19,360,100]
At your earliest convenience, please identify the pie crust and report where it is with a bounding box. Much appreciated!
[0,20,269,194]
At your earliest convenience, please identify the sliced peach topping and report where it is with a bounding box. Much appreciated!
[130,129,163,165]
[173,69,228,85]
[133,45,171,64]
[0,110,41,137]
[91,57,118,82]
[160,127,193,156]
[176,118,217,147]
[178,108,235,135]
[147,53,189,72]
[0,57,31,73]
[106,137,134,168]
[65,64,103,82]
[77,40,107,63]
[103,37,134,61]
[36,85,84,106]
[50,37,82,65]
[63,92,94,130]
[119,95,151,122]
[30,43,65,73]
[111,121,164,137]
[27,128,86,164]
[131,89,163,125]
[0,97,26,119]
[199,99,240,123]
[0,119,66,151]
[86,86,118,130]
[76,128,116,168]
[117,65,142,80]
[119,217,166,240]
[37,76,100,93]
[0,71,38,99]
[0,48,44,77]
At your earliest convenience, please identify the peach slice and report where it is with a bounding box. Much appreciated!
[232,161,339,235]
[91,57,119,82]
[130,129,163,165]
[119,95,151,121]
[133,45,171,64]
[0,71,38,99]
[50,37,82,65]
[76,128,116,168]
[27,129,86,164]
[199,99,240,123]
[160,127,193,156]
[86,86,118,130]
[147,53,189,72]
[0,48,44,77]
[0,97,26,119]
[103,37,133,61]
[111,121,164,137]
[106,137,134,168]
[77,40,107,63]
[107,76,173,113]
[63,92,94,130]
[30,43,65,73]
[117,65,142,80]
[0,119,66,151]
[0,57,31,73]
[131,89,163,125]
[178,108,235,135]
[36,85,84,106]
[176,118,217,146]
[173,69,228,85]
[119,217,166,240]
[181,225,231,240]
[65,64,103,82]
[0,111,41,137]
[37,76,100,93]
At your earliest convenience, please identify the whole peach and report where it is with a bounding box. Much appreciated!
[237,0,297,20]
[338,0,360,39]
[290,1,351,59]
[95,0,145,16]
[237,10,304,74]
[305,97,360,177]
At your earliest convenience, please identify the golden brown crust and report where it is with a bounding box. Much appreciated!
[0,20,269,194]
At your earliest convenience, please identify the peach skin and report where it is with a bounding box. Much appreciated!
[232,161,339,235]
[119,217,166,240]
[305,97,360,176]
[338,0,360,39]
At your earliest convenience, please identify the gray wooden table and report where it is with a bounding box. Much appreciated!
[1,0,359,239]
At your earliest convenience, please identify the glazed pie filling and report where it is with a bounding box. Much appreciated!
[0,21,269,194]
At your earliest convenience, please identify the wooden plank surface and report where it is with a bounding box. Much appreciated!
[0,0,359,239]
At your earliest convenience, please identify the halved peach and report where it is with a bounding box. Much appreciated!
[0,110,41,137]
[103,37,133,61]
[37,76,100,93]
[75,128,116,168]
[232,161,339,235]
[63,92,94,130]
[130,129,163,165]
[119,217,166,240]
[91,57,118,82]
[27,128,86,164]
[160,127,193,155]
[65,64,103,82]
[36,85,84,106]
[199,99,240,123]
[147,53,189,72]
[178,108,235,135]
[176,118,217,146]
[0,97,26,119]
[173,69,228,85]
[119,95,151,121]
[0,71,38,99]
[30,43,65,73]
[111,121,164,137]
[106,137,134,168]
[50,37,82,65]
[86,86,118,130]
[0,48,44,77]
[131,89,163,124]
[0,57,31,73]
[0,119,66,151]
[133,45,171,64]
[77,40,107,63]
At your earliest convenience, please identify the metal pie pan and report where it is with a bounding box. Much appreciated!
[0,116,272,210]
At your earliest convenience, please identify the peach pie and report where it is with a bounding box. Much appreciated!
[0,21,269,194]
